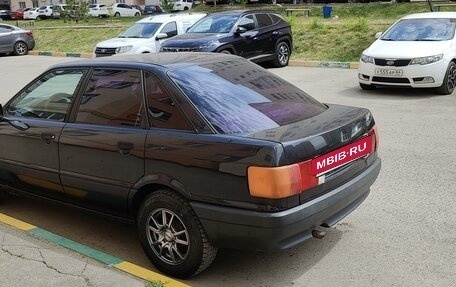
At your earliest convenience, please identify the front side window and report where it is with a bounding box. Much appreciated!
[237,15,255,31]
[76,69,144,128]
[160,22,177,38]
[6,69,85,121]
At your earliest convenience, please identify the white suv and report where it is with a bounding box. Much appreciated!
[94,13,206,57]
[37,5,53,19]
[111,3,141,17]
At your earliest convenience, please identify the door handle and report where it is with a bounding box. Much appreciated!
[117,141,134,155]
[41,133,55,144]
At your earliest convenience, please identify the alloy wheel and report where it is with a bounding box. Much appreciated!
[146,208,190,265]
[446,63,456,93]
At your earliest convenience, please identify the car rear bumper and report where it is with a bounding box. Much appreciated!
[191,157,381,251]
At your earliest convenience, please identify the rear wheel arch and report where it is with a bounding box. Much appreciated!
[129,179,191,217]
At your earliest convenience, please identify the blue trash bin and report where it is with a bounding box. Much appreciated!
[323,5,332,18]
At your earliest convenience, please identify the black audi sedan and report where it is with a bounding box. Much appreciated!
[160,10,293,67]
[0,53,381,278]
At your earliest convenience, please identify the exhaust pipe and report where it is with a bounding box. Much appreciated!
[312,229,326,239]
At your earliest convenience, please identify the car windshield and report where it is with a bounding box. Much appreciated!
[119,23,161,38]
[168,58,327,134]
[187,14,239,33]
[381,18,456,41]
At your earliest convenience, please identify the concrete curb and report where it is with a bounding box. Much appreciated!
[0,212,191,287]
[28,50,359,69]
[29,50,93,58]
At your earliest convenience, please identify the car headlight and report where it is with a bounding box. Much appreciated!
[361,54,374,64]
[410,54,443,65]
[116,45,133,54]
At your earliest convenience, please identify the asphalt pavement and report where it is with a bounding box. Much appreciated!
[1,55,455,287]
[0,221,145,287]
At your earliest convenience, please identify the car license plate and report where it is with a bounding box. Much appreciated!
[311,136,372,176]
[374,68,403,77]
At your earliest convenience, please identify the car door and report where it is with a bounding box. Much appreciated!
[59,68,147,217]
[0,25,14,52]
[0,69,87,199]
[232,14,257,59]
[253,13,276,57]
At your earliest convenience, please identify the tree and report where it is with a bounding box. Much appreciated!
[160,0,174,12]
[60,0,89,24]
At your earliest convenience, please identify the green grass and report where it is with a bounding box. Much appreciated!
[14,3,456,61]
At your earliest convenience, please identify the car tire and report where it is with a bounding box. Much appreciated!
[184,6,189,10]
[273,41,290,68]
[219,49,232,54]
[114,12,120,17]
[134,12,140,16]
[435,61,456,95]
[359,83,376,90]
[14,41,28,56]
[137,189,217,278]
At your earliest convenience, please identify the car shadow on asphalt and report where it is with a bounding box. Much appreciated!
[192,229,342,286]
[0,193,343,285]
[342,86,450,100]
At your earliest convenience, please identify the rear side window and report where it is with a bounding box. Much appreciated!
[76,69,144,128]
[255,13,272,27]
[0,25,13,33]
[145,73,192,131]
[168,59,327,134]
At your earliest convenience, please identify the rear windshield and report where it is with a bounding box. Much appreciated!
[168,58,327,134]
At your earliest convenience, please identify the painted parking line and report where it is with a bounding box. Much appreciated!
[0,212,191,287]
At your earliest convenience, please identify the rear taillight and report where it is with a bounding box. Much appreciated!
[26,31,33,36]
[368,124,379,152]
[247,160,318,199]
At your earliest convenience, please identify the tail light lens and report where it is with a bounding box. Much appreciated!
[247,160,318,199]
[26,31,33,36]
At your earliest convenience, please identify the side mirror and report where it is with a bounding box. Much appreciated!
[375,32,383,39]
[234,26,247,36]
[155,33,168,41]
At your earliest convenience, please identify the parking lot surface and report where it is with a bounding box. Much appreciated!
[0,56,455,287]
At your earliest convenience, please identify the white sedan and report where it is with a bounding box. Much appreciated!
[23,8,39,20]
[111,3,141,17]
[358,12,456,95]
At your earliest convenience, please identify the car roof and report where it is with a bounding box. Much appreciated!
[209,10,280,16]
[402,12,456,19]
[50,53,244,71]
[137,12,206,23]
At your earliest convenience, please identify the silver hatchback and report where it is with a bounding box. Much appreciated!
[0,23,35,56]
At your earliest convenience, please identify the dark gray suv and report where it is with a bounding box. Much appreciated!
[160,10,293,67]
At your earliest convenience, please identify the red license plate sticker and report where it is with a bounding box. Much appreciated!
[311,136,372,176]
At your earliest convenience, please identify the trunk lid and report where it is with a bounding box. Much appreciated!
[248,104,377,204]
